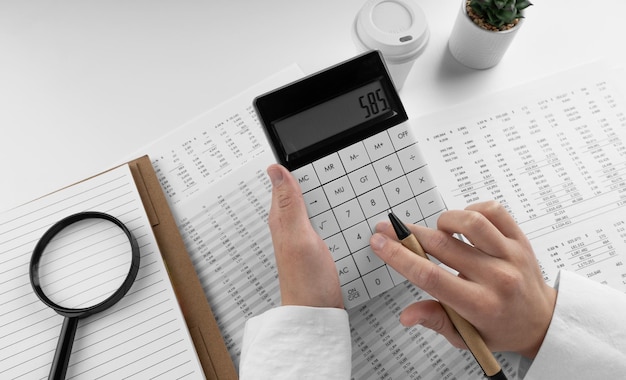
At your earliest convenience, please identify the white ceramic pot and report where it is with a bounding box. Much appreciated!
[448,0,524,69]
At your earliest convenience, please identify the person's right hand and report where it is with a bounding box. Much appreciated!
[370,201,557,358]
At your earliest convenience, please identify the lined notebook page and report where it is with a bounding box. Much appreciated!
[0,164,204,379]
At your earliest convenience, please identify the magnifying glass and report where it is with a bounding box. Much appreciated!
[29,211,140,380]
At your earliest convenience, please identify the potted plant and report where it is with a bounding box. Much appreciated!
[448,0,532,69]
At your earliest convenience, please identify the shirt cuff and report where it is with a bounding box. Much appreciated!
[240,306,351,380]
[524,270,626,379]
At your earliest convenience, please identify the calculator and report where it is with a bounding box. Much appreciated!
[254,51,445,308]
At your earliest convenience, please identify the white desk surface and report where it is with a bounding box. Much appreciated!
[1,0,625,211]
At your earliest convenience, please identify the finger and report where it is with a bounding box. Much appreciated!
[465,201,526,241]
[400,300,466,350]
[267,164,313,238]
[370,232,481,308]
[375,220,489,279]
[436,208,511,259]
[267,164,321,262]
[267,164,307,223]
[267,164,343,308]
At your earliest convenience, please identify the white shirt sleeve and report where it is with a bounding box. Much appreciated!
[523,270,626,379]
[239,306,351,380]
[240,270,626,379]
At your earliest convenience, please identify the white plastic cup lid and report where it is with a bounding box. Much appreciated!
[354,0,429,63]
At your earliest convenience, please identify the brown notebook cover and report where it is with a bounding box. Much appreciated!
[126,155,237,380]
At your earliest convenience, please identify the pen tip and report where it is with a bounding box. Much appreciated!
[388,212,411,240]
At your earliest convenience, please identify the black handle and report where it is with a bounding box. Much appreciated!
[49,316,79,380]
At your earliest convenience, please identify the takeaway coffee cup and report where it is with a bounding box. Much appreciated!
[353,0,429,90]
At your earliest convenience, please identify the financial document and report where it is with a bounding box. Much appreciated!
[141,65,511,377]
[141,62,626,378]
[417,64,626,292]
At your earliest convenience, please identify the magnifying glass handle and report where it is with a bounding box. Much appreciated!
[49,316,79,380]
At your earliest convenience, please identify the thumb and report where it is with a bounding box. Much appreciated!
[267,164,308,230]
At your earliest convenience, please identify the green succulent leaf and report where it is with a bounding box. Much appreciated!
[494,0,507,10]
[516,0,533,10]
[469,0,532,28]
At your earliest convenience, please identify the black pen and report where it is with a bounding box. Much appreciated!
[388,212,507,380]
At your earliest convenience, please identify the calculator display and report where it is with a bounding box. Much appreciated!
[254,51,407,171]
[273,80,393,156]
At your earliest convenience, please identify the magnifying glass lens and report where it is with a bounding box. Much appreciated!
[37,218,134,309]
[30,212,140,380]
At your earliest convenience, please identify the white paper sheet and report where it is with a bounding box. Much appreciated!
[140,61,626,379]
[416,63,626,292]
[141,65,514,377]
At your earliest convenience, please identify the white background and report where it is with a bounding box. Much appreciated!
[1,0,625,210]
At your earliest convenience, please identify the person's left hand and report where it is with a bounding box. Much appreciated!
[266,164,344,309]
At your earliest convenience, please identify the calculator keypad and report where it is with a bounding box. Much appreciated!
[291,122,446,308]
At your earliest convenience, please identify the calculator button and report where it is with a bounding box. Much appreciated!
[358,187,389,218]
[338,142,369,173]
[363,131,394,161]
[367,211,390,233]
[341,278,369,309]
[291,164,320,193]
[382,175,413,207]
[353,246,385,276]
[343,221,373,252]
[362,266,394,299]
[302,187,330,217]
[372,153,403,184]
[333,198,365,230]
[309,209,340,239]
[417,188,446,219]
[387,121,415,150]
[323,176,356,208]
[396,144,427,173]
[325,233,350,261]
[391,198,424,225]
[313,153,345,184]
[336,255,360,286]
[406,165,436,196]
[347,164,379,196]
